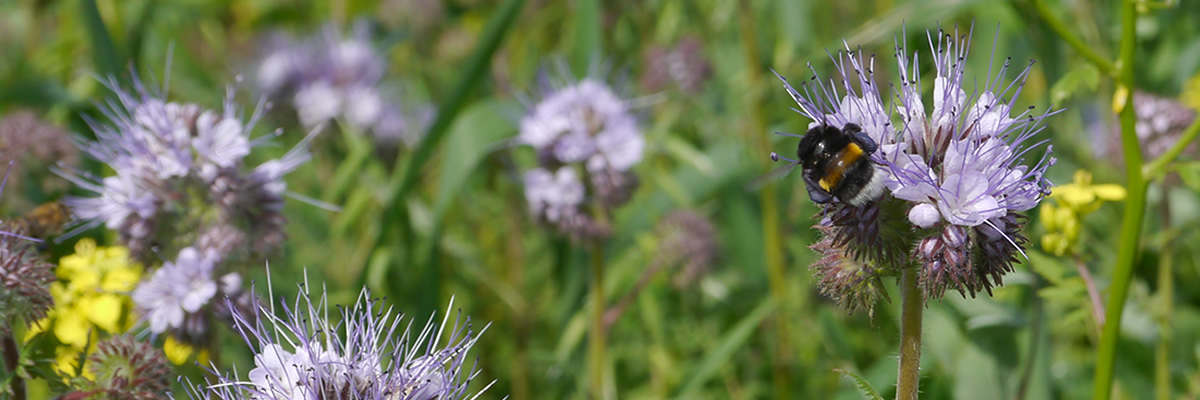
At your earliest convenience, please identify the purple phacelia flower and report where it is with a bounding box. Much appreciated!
[775,25,1056,302]
[518,74,644,240]
[57,75,312,264]
[256,22,431,145]
[185,276,492,400]
[519,79,644,172]
[131,247,219,333]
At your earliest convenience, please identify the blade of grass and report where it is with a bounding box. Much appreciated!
[81,0,125,85]
[674,298,776,398]
[571,0,601,76]
[372,0,525,299]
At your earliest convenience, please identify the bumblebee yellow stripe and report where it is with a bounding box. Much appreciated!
[817,143,864,191]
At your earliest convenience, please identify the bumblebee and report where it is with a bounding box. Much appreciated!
[772,123,886,207]
[11,201,72,240]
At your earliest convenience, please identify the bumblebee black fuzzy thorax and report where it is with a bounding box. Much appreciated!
[796,123,885,206]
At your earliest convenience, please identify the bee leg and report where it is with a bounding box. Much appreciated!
[803,174,834,204]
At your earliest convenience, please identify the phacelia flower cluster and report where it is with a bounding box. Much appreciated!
[640,37,713,95]
[59,77,299,348]
[257,22,432,146]
[0,224,55,327]
[186,277,490,400]
[777,26,1056,305]
[61,79,308,265]
[519,77,644,240]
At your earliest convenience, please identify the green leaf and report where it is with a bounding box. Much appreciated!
[674,299,776,398]
[1050,63,1100,106]
[81,0,125,85]
[833,368,883,400]
[1177,162,1200,191]
[432,99,515,219]
[1025,249,1069,285]
[377,0,524,243]
[571,0,601,76]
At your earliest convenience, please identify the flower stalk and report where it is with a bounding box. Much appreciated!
[896,268,923,400]
[588,240,609,400]
[1094,0,1145,398]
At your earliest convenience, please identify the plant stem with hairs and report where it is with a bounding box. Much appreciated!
[1032,1,1147,397]
[1094,1,1145,398]
[896,268,924,400]
[589,240,609,400]
[1,327,25,400]
[1155,189,1175,400]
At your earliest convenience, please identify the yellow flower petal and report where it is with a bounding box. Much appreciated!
[1056,186,1096,209]
[1091,184,1127,201]
[163,336,194,365]
[54,347,84,377]
[101,266,141,292]
[53,311,91,348]
[1040,203,1058,232]
[87,295,124,333]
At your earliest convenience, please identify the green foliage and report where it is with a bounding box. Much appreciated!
[1,0,1199,399]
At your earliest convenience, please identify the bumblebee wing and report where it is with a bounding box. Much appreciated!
[746,162,800,191]
[852,131,878,154]
[803,173,834,204]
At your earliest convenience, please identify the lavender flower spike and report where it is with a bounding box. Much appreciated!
[186,273,493,400]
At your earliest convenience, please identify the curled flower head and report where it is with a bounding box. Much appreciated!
[776,25,1056,301]
[65,335,170,399]
[58,75,311,264]
[186,276,491,400]
[518,73,644,240]
[0,225,55,326]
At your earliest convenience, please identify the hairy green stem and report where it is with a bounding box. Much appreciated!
[1144,118,1200,179]
[896,268,924,400]
[1094,0,1145,398]
[1155,190,1175,400]
[588,241,609,400]
[1031,0,1117,76]
[2,328,25,400]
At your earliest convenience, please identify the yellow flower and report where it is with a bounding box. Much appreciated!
[25,238,142,379]
[1040,170,1125,256]
[163,335,209,366]
[1049,170,1126,215]
[53,343,96,380]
